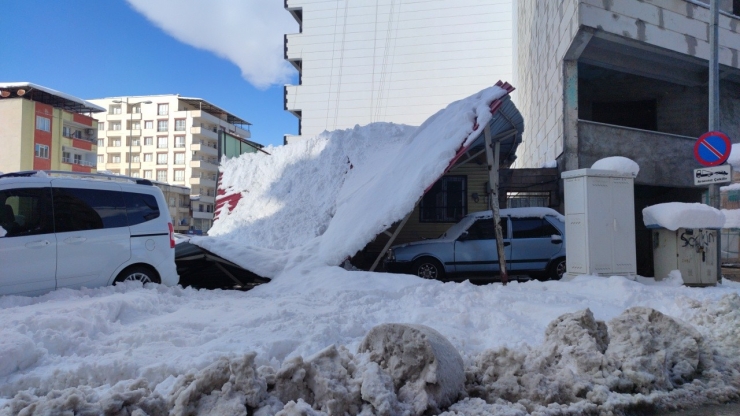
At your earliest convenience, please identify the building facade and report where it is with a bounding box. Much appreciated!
[0,83,102,174]
[283,0,514,143]
[515,0,740,275]
[89,95,256,233]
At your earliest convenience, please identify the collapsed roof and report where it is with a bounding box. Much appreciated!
[192,83,523,278]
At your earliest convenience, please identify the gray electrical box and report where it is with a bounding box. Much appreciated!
[653,228,718,286]
[562,169,636,279]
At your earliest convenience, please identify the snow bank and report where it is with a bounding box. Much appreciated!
[643,202,725,230]
[722,209,740,228]
[198,86,509,277]
[591,156,639,177]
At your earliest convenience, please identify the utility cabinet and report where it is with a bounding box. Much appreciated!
[653,228,718,286]
[562,169,636,278]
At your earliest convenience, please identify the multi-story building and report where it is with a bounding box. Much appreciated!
[89,95,257,233]
[515,0,740,275]
[0,82,103,173]
[283,0,514,143]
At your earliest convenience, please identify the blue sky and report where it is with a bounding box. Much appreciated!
[0,1,298,147]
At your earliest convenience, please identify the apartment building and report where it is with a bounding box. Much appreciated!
[283,0,514,143]
[515,0,740,275]
[89,95,256,233]
[0,82,102,174]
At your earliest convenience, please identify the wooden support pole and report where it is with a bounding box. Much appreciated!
[484,125,509,285]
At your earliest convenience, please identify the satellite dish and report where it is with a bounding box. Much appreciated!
[0,91,10,97]
[17,89,26,96]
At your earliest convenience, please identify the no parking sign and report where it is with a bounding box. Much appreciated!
[694,131,731,167]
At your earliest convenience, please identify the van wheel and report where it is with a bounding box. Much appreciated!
[412,258,445,280]
[115,266,160,285]
[548,258,566,280]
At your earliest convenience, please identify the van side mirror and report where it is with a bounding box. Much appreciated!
[458,231,469,241]
[551,234,563,244]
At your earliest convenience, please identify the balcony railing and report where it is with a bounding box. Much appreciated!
[62,157,96,167]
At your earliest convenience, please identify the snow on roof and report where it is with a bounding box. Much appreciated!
[194,85,509,277]
[591,156,639,177]
[643,202,725,230]
[0,82,105,113]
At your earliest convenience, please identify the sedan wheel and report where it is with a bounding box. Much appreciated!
[413,258,445,280]
[549,258,566,280]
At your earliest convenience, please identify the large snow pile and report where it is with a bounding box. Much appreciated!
[1,274,739,415]
[196,86,509,277]
[591,156,639,177]
[643,202,725,231]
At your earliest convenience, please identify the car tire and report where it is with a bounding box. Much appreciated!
[548,257,566,280]
[115,265,160,285]
[412,257,446,280]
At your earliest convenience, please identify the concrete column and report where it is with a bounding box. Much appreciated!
[563,59,579,171]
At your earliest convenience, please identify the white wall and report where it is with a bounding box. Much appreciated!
[285,0,514,141]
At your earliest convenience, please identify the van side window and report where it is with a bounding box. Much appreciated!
[126,192,160,225]
[0,188,54,237]
[53,188,127,232]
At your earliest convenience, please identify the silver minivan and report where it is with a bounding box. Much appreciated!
[0,171,178,296]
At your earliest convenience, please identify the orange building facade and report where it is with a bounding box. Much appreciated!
[0,83,103,174]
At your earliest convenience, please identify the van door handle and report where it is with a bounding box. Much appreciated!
[64,236,87,244]
[25,240,51,248]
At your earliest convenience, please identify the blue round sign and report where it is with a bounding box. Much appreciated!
[694,131,731,167]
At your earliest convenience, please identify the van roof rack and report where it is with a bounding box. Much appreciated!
[0,170,153,186]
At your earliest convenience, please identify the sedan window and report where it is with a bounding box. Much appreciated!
[512,218,559,239]
[466,219,507,240]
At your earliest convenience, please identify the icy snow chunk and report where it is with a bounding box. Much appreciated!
[0,226,6,237]
[591,156,639,177]
[358,323,464,415]
[643,202,725,230]
[167,353,267,416]
[542,160,557,168]
[605,307,708,393]
[272,344,361,415]
[0,333,43,378]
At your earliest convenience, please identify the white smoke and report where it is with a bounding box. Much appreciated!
[126,0,298,89]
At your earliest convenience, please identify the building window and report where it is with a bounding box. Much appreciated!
[132,104,141,114]
[157,120,168,132]
[97,155,104,164]
[144,136,153,146]
[144,121,153,130]
[34,144,49,159]
[420,176,467,223]
[174,136,186,148]
[36,116,50,132]
[143,153,153,162]
[97,139,105,147]
[174,119,186,131]
[111,122,121,131]
[130,171,140,178]
[174,169,185,182]
[109,154,121,163]
[157,103,169,116]
[130,154,140,163]
[109,105,121,115]
[129,137,140,146]
[174,152,185,165]
[143,170,152,179]
[157,169,167,182]
[157,136,168,148]
[109,138,121,147]
[62,151,71,163]
[157,153,167,164]
[98,122,105,131]
[74,154,82,164]
[130,121,141,130]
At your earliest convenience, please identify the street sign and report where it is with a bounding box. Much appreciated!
[694,164,732,185]
[694,131,731,166]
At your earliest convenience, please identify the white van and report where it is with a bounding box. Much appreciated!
[0,171,178,296]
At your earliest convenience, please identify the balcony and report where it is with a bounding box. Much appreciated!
[190,176,217,188]
[125,130,142,137]
[191,142,218,156]
[577,120,697,188]
[190,126,218,140]
[190,159,218,172]
[62,158,96,167]
[125,162,142,170]
[128,113,142,121]
[192,211,213,220]
[127,145,142,153]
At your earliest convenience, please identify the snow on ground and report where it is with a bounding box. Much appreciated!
[2,86,740,415]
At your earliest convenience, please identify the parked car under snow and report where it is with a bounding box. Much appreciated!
[384,207,566,281]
